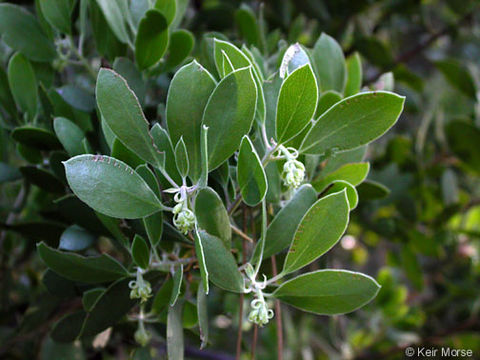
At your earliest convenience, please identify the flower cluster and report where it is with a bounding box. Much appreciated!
[129,268,152,303]
[282,159,305,189]
[172,203,195,234]
[165,185,196,234]
[244,263,274,327]
[248,298,274,326]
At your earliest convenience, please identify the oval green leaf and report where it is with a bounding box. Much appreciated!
[195,187,231,248]
[283,190,349,274]
[8,52,38,121]
[0,3,56,62]
[96,68,164,167]
[237,136,267,206]
[132,234,150,270]
[135,9,169,70]
[273,269,380,315]
[312,162,370,192]
[64,154,163,219]
[37,242,128,283]
[54,117,85,156]
[300,91,405,155]
[256,184,317,260]
[310,33,346,93]
[196,230,243,293]
[276,64,318,143]
[166,61,216,181]
[202,67,257,171]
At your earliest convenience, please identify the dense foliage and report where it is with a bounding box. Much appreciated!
[0,1,479,359]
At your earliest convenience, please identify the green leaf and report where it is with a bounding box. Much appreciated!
[135,10,169,70]
[37,242,128,283]
[59,225,95,252]
[152,277,173,314]
[113,57,146,104]
[300,92,405,155]
[54,117,85,156]
[312,162,370,192]
[197,280,208,349]
[154,0,176,25]
[143,211,163,247]
[166,61,216,181]
[194,229,209,294]
[213,39,265,123]
[136,164,160,197]
[273,270,380,315]
[283,190,349,274]
[39,0,74,34]
[150,123,180,185]
[170,265,183,306]
[94,0,130,44]
[237,136,267,206]
[64,154,163,219]
[310,33,346,93]
[111,138,145,168]
[0,3,56,62]
[132,234,150,270]
[315,90,342,118]
[445,120,480,174]
[51,311,86,343]
[202,67,257,171]
[43,270,77,299]
[82,288,105,311]
[356,179,390,200]
[196,230,243,293]
[174,137,189,178]
[96,68,164,167]
[195,187,231,248]
[56,85,95,112]
[323,180,358,210]
[256,184,317,260]
[11,126,61,150]
[279,44,310,79]
[344,52,362,97]
[8,52,38,121]
[0,67,17,123]
[276,64,318,143]
[167,302,184,360]
[234,5,260,47]
[165,30,195,70]
[435,59,477,100]
[221,51,235,76]
[213,39,251,78]
[81,278,137,336]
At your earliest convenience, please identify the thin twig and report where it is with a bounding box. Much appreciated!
[231,224,254,243]
[250,208,258,360]
[251,325,258,359]
[235,207,249,360]
[271,256,284,360]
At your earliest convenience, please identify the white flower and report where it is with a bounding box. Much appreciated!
[129,269,152,303]
[282,159,305,189]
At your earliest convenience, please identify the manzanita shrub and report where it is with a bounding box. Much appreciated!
[0,1,408,358]
[50,40,403,354]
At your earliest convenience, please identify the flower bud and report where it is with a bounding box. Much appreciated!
[134,322,151,346]
[282,159,305,189]
[173,207,196,234]
[129,273,152,303]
